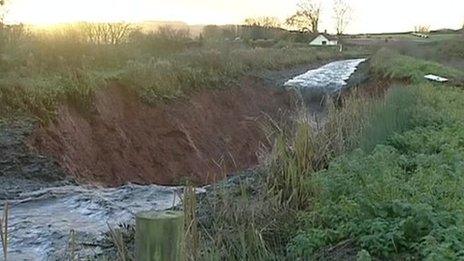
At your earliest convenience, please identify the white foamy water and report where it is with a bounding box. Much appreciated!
[285,58,366,93]
[0,184,185,260]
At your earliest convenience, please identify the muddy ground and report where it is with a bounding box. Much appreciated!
[0,120,73,200]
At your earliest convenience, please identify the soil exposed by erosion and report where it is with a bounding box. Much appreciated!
[0,121,71,199]
[30,77,295,186]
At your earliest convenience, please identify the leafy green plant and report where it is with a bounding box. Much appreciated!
[288,84,464,259]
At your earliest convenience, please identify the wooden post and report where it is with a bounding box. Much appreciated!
[135,210,184,261]
[0,202,8,261]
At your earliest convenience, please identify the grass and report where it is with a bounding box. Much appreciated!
[359,86,417,151]
[0,68,107,122]
[370,48,464,84]
[287,84,464,259]
[119,47,358,104]
[0,23,368,121]
[188,80,464,260]
[186,83,420,260]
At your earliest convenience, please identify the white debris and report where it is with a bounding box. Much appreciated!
[424,74,448,83]
[284,58,367,94]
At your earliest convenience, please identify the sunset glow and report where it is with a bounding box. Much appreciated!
[4,0,464,33]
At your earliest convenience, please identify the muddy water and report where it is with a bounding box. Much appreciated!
[0,185,184,260]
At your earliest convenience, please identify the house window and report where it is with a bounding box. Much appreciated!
[322,41,327,45]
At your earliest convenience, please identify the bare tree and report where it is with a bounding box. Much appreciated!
[286,0,322,33]
[0,0,6,24]
[107,23,134,44]
[413,25,430,33]
[244,16,281,28]
[156,25,190,40]
[333,0,351,35]
[82,22,134,45]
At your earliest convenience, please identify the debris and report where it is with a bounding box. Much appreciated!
[424,74,448,83]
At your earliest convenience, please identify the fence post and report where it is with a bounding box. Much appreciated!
[135,210,184,261]
[0,202,8,261]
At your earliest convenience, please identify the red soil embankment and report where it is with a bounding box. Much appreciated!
[31,77,294,186]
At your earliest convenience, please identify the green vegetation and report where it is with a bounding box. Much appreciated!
[370,48,464,83]
[436,37,464,59]
[191,81,464,260]
[0,23,364,121]
[120,47,355,104]
[289,84,464,259]
[3,20,464,260]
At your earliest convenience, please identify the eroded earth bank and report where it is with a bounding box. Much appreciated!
[30,77,295,187]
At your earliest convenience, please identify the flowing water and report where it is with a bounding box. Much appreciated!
[0,58,366,260]
[0,184,184,260]
[285,58,367,94]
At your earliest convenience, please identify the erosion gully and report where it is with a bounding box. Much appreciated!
[0,58,366,260]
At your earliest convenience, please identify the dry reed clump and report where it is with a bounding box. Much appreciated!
[264,89,373,210]
[180,86,405,259]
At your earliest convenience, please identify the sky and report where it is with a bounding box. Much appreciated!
[3,0,464,33]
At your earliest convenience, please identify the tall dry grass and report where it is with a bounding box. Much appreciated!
[185,85,420,259]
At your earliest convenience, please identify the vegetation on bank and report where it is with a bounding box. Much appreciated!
[370,48,464,84]
[289,85,464,259]
[119,47,359,104]
[186,82,464,260]
[0,23,366,121]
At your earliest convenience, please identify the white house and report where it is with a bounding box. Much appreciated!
[309,34,338,46]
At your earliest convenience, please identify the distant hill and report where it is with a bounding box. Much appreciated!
[136,21,189,32]
[135,21,204,37]
[430,28,461,34]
